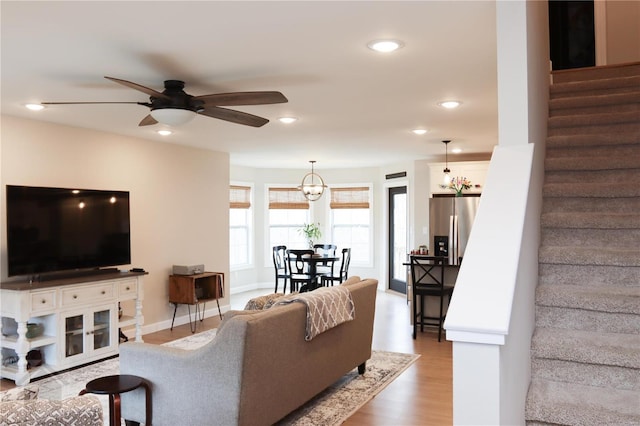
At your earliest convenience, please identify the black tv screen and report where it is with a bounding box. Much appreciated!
[6,185,131,277]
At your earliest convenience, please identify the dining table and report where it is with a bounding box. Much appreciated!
[299,254,339,292]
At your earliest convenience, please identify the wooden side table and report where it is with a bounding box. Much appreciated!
[169,272,224,332]
[80,374,151,426]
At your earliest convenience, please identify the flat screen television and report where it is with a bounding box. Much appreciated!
[6,185,131,277]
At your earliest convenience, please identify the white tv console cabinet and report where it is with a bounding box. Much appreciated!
[0,271,145,385]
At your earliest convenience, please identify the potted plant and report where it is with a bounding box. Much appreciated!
[299,223,322,248]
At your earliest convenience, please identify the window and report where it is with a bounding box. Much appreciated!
[330,186,372,266]
[268,187,309,251]
[230,184,252,269]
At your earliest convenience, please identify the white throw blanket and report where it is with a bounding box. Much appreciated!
[275,286,355,341]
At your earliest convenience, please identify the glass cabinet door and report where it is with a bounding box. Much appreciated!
[65,314,84,358]
[92,309,111,351]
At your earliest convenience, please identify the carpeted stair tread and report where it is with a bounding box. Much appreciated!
[541,227,640,249]
[546,141,640,160]
[536,283,640,315]
[544,169,640,185]
[538,263,640,288]
[531,358,640,391]
[531,328,640,368]
[536,304,639,334]
[542,196,640,214]
[548,121,640,137]
[549,110,640,129]
[547,132,639,148]
[543,182,640,198]
[541,212,640,229]
[526,378,640,425]
[550,91,640,112]
[545,155,640,171]
[551,74,640,96]
[539,246,640,267]
[552,62,640,83]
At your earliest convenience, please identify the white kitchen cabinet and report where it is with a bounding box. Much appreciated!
[429,161,490,195]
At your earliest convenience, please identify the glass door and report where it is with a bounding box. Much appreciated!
[64,314,84,358]
[92,309,111,351]
[388,186,407,293]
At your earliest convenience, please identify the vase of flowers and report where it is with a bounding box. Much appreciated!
[448,176,472,197]
[299,223,322,248]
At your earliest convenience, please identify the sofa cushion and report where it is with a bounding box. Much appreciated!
[0,395,102,426]
[0,385,38,401]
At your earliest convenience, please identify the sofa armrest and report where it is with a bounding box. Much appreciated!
[119,317,249,426]
[0,395,102,426]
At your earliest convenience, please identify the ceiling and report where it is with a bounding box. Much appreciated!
[1,1,498,170]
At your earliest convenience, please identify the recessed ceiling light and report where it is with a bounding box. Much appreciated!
[157,130,172,136]
[278,117,298,124]
[438,100,462,109]
[412,129,428,135]
[367,39,404,53]
[25,103,45,111]
[452,148,462,154]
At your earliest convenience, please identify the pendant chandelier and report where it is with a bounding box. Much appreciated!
[299,160,327,201]
[442,140,451,185]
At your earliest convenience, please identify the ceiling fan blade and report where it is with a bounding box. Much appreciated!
[199,106,269,127]
[138,115,158,126]
[105,76,171,100]
[194,91,287,106]
[41,101,145,105]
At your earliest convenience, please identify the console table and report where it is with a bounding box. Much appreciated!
[0,271,145,385]
[169,272,224,333]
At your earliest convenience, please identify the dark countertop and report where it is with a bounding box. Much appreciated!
[0,270,147,291]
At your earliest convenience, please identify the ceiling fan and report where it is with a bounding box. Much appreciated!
[42,76,288,127]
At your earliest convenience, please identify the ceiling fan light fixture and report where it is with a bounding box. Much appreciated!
[438,100,462,109]
[278,117,298,124]
[367,39,404,53]
[157,129,172,136]
[299,160,327,201]
[150,108,196,126]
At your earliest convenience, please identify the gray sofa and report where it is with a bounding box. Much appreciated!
[119,276,378,426]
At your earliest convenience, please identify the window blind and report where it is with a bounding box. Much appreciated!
[230,185,251,209]
[268,187,309,209]
[330,186,370,209]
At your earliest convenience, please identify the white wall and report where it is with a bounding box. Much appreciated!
[1,116,230,333]
[604,0,640,64]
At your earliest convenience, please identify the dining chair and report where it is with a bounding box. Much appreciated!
[272,245,290,293]
[313,244,338,280]
[410,255,454,341]
[321,248,351,286]
[286,249,315,292]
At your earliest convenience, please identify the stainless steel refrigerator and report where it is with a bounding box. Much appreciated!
[429,196,480,265]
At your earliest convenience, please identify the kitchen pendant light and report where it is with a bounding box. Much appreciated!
[442,140,451,185]
[299,160,327,201]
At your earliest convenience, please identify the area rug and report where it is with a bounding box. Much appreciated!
[18,329,419,425]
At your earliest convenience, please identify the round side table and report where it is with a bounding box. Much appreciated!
[80,374,151,426]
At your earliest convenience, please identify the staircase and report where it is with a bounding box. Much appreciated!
[525,63,640,425]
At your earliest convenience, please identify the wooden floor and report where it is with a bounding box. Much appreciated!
[2,289,453,424]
